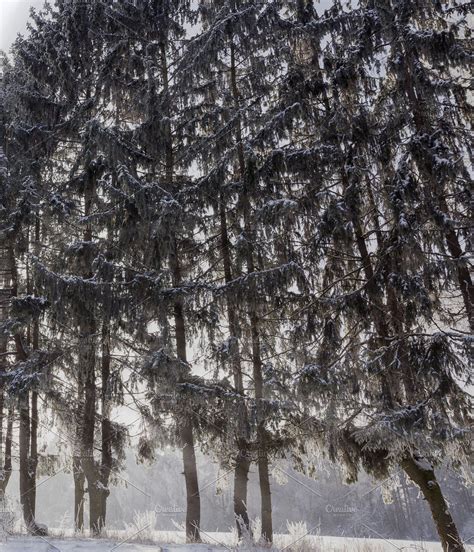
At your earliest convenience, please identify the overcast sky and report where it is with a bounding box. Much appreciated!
[1,0,335,54]
[0,0,44,53]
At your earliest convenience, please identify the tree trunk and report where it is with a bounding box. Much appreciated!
[219,195,251,537]
[74,372,85,532]
[29,389,38,519]
[249,300,272,544]
[160,39,201,543]
[12,239,45,536]
[439,197,473,332]
[401,456,465,552]
[0,243,13,497]
[19,397,32,529]
[97,321,112,532]
[230,41,273,544]
[18,394,45,535]
[86,465,103,537]
[173,269,201,543]
[233,444,251,537]
[29,218,41,519]
[82,357,99,535]
[257,439,272,543]
[73,455,85,532]
[252,317,273,544]
[180,417,201,543]
[0,405,13,495]
[79,175,101,535]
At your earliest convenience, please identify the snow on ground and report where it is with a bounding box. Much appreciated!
[0,536,207,552]
[0,534,473,552]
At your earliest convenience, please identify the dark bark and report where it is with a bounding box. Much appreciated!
[0,405,14,495]
[29,390,38,518]
[12,240,46,536]
[96,322,112,532]
[19,397,32,528]
[401,457,465,552]
[439,197,473,332]
[84,458,104,537]
[257,440,273,544]
[74,375,85,532]
[230,41,273,544]
[251,314,273,544]
[219,195,251,537]
[233,445,251,537]
[0,245,12,496]
[180,416,201,543]
[82,350,99,535]
[173,262,201,543]
[78,175,103,535]
[18,394,46,536]
[29,221,40,518]
[160,39,201,543]
[229,41,273,544]
[73,455,85,532]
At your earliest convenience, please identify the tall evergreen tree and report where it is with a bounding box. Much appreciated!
[263,2,472,550]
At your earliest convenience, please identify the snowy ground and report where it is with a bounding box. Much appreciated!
[0,534,473,552]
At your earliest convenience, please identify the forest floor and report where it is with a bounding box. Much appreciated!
[1,534,473,552]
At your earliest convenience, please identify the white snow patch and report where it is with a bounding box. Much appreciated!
[0,535,472,552]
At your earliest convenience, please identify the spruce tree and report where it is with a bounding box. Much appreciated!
[266,2,472,550]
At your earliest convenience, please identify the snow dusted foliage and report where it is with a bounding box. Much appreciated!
[0,0,471,549]
[253,1,472,521]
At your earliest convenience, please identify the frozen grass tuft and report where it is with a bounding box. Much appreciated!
[123,509,157,543]
[272,521,320,552]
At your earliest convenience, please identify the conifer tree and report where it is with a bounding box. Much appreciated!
[265,2,472,550]
[0,2,470,549]
[182,1,303,542]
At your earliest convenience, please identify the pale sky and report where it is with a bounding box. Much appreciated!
[2,0,334,54]
[0,0,44,53]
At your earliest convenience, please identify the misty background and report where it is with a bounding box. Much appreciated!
[3,448,472,541]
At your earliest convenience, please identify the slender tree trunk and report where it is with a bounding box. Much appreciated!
[97,321,112,532]
[219,196,251,537]
[251,313,273,544]
[87,479,103,537]
[29,389,38,518]
[0,405,13,495]
[160,40,201,543]
[439,196,473,332]
[74,374,85,532]
[11,241,45,536]
[233,446,251,536]
[19,396,46,535]
[73,455,85,532]
[29,218,40,519]
[81,335,99,535]
[173,260,201,543]
[401,457,465,552]
[79,177,101,535]
[230,42,273,544]
[18,380,45,534]
[0,243,13,497]
[19,396,33,529]
[180,415,201,543]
